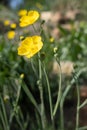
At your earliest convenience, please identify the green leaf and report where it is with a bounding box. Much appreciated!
[22,81,40,115]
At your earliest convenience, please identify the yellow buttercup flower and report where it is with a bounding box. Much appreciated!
[7,31,15,39]
[18,36,43,58]
[18,9,27,16]
[19,10,39,27]
[4,20,10,26]
[10,23,17,29]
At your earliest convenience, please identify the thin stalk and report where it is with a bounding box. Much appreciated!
[16,81,21,104]
[38,52,46,130]
[30,59,38,78]
[60,67,87,130]
[0,96,9,130]
[0,108,7,130]
[53,58,62,117]
[15,115,25,130]
[79,99,87,109]
[60,100,64,130]
[43,62,53,121]
[9,80,21,124]
[32,24,39,34]
[76,82,80,130]
[22,81,40,114]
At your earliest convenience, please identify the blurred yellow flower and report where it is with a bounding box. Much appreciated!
[18,36,43,58]
[50,37,54,43]
[19,10,39,27]
[4,20,10,26]
[10,23,17,29]
[7,31,15,39]
[18,9,27,16]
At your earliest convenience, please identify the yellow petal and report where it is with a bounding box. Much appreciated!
[28,10,39,24]
[18,9,27,16]
[21,37,33,47]
[18,45,30,55]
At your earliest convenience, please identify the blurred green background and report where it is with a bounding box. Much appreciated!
[0,0,87,130]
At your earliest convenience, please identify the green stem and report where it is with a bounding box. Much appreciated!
[43,62,53,121]
[9,81,21,124]
[53,58,62,117]
[38,53,45,130]
[15,115,24,130]
[21,81,40,114]
[16,81,21,104]
[60,67,87,130]
[0,96,9,130]
[76,82,80,130]
[79,99,87,109]
[32,24,39,34]
[60,100,64,130]
[0,108,7,130]
[30,59,38,78]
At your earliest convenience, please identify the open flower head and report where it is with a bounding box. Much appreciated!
[19,10,39,27]
[18,36,43,58]
[18,9,27,16]
[7,31,15,39]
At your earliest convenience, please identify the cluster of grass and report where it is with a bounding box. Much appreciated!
[0,3,87,130]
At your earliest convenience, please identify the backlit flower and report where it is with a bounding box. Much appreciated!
[4,95,9,102]
[7,31,15,39]
[19,10,39,27]
[18,9,27,16]
[53,47,58,53]
[18,36,43,58]
[20,73,24,79]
